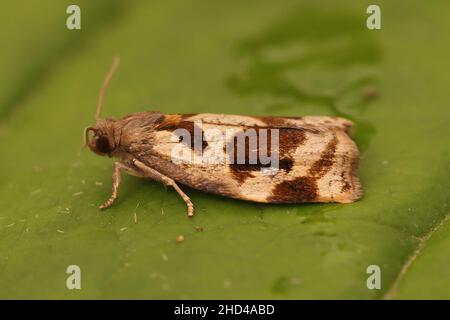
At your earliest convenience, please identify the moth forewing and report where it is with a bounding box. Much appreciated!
[132,113,362,205]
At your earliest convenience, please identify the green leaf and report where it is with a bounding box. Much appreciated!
[0,0,448,299]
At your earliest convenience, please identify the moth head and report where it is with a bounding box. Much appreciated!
[83,55,120,157]
[84,121,116,157]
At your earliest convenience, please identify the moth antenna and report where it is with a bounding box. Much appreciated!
[96,55,120,120]
[79,127,96,156]
[79,127,90,155]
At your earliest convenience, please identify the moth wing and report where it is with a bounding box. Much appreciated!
[132,113,361,204]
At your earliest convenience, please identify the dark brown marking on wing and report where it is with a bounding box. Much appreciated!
[267,176,318,203]
[154,113,196,131]
[153,114,165,125]
[267,134,337,203]
[230,157,293,182]
[308,135,338,178]
[340,170,351,192]
[256,116,322,133]
[257,116,288,127]
[225,127,304,183]
[257,116,303,127]
[181,113,198,119]
[226,128,273,183]
[155,114,182,131]
[339,155,351,192]
[341,154,360,192]
[279,157,294,172]
[278,128,306,157]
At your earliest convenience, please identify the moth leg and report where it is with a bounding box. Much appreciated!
[132,159,194,217]
[99,162,143,210]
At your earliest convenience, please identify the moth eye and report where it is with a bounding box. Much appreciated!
[96,136,112,154]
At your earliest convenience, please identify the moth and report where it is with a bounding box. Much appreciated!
[84,57,362,217]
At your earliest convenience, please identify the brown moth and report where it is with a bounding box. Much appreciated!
[84,57,362,217]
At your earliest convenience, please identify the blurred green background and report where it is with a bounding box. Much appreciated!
[0,0,449,299]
